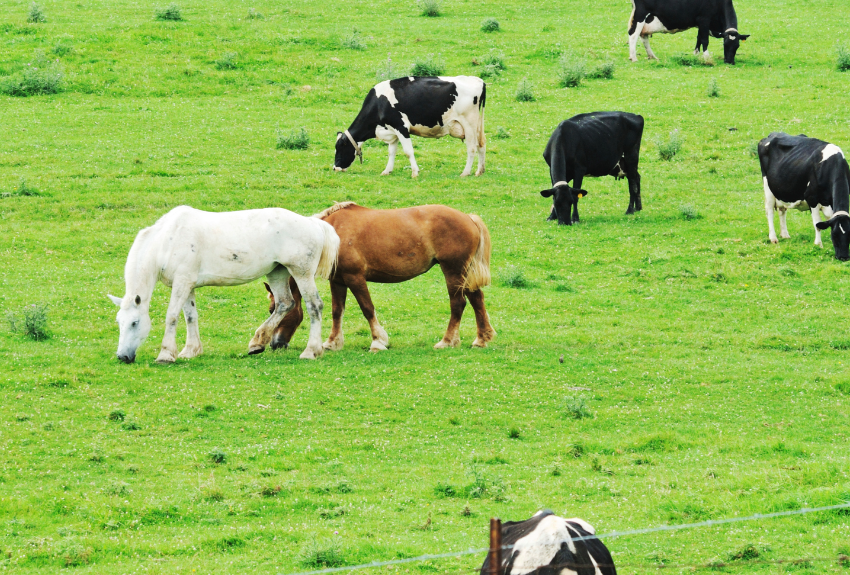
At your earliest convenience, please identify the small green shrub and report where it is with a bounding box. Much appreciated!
[276,127,310,150]
[507,426,521,439]
[105,480,129,496]
[707,78,720,97]
[376,54,398,82]
[341,29,366,51]
[728,544,761,561]
[155,3,182,21]
[554,283,574,293]
[27,2,46,23]
[122,420,141,431]
[6,303,50,340]
[215,52,238,70]
[260,485,282,497]
[433,482,457,497]
[656,129,684,161]
[557,54,585,88]
[837,45,850,71]
[209,449,227,464]
[55,539,92,567]
[0,57,64,97]
[836,382,850,395]
[2,177,43,198]
[108,410,126,422]
[498,265,529,288]
[460,504,472,516]
[586,61,615,80]
[475,49,505,80]
[567,443,586,458]
[565,397,593,420]
[418,0,441,17]
[515,77,535,102]
[247,8,264,20]
[493,126,510,140]
[680,204,700,220]
[51,40,73,57]
[409,54,445,76]
[481,18,500,33]
[299,537,345,568]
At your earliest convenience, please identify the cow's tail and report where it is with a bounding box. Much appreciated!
[477,82,486,149]
[314,219,340,280]
[462,214,491,292]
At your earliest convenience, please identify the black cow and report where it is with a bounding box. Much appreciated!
[540,112,644,225]
[333,76,486,178]
[758,132,850,261]
[628,0,750,64]
[479,511,616,575]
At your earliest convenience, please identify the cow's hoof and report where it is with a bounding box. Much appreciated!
[156,349,176,364]
[248,345,265,355]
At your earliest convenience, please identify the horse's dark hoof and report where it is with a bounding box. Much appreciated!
[248,345,265,355]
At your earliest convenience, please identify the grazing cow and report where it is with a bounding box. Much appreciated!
[628,0,750,64]
[479,511,616,575]
[333,76,486,178]
[540,112,644,225]
[758,132,850,260]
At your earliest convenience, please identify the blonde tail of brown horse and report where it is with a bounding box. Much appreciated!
[463,214,491,292]
[314,219,340,280]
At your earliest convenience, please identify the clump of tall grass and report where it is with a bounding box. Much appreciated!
[586,61,615,80]
[6,303,50,341]
[2,177,42,198]
[409,54,445,76]
[51,40,73,57]
[837,45,850,71]
[481,18,499,32]
[341,29,366,51]
[498,265,530,288]
[276,128,310,150]
[493,126,510,140]
[0,56,64,97]
[208,448,227,464]
[418,0,441,17]
[476,50,505,80]
[376,54,398,82]
[215,52,238,70]
[557,54,586,88]
[155,3,182,21]
[565,397,593,420]
[247,8,264,20]
[27,2,47,23]
[671,52,714,67]
[680,204,701,220]
[299,537,345,568]
[707,78,720,97]
[515,77,535,102]
[655,129,684,161]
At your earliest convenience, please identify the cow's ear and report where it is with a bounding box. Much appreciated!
[575,189,590,198]
[540,188,555,198]
[740,34,750,41]
[816,220,832,230]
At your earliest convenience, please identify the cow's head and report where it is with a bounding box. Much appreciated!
[540,184,588,226]
[334,132,356,172]
[723,30,750,64]
[816,213,850,261]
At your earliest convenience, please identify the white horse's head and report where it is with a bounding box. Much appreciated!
[108,294,151,363]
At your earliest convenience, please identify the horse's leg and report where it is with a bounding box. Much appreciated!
[323,281,348,351]
[290,273,324,360]
[435,267,466,349]
[157,280,193,364]
[248,266,294,354]
[346,275,389,351]
[466,289,496,348]
[177,289,203,359]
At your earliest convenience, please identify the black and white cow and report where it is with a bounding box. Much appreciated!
[333,76,486,178]
[479,511,616,575]
[628,0,750,64]
[540,112,644,225]
[759,132,850,260]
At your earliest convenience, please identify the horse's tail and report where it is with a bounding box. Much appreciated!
[315,220,340,280]
[463,214,491,292]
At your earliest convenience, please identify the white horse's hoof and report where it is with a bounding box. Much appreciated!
[380,170,392,176]
[156,349,176,363]
[770,238,779,244]
[299,348,322,360]
[178,345,202,359]
[370,341,388,352]
[460,172,470,177]
[781,233,791,239]
[475,169,484,176]
[411,171,419,179]
[629,57,638,63]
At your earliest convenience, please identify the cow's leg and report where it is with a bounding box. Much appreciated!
[393,131,420,178]
[475,128,486,176]
[629,21,646,62]
[572,173,585,223]
[323,281,348,351]
[435,267,467,349]
[547,206,557,221]
[641,36,659,60]
[177,289,203,359]
[346,275,389,351]
[763,177,778,244]
[467,289,496,348]
[812,208,824,248]
[456,118,477,177]
[157,279,194,364]
[623,149,642,214]
[695,22,711,58]
[778,208,791,239]
[382,139,398,176]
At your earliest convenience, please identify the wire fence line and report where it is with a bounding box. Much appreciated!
[278,501,850,575]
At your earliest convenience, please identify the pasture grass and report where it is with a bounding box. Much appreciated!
[481,17,500,33]
[276,127,310,150]
[419,0,441,18]
[409,53,445,76]
[515,77,535,102]
[1,1,850,573]
[26,2,46,23]
[656,128,685,161]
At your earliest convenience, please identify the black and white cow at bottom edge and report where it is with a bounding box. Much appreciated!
[540,112,644,225]
[627,0,750,64]
[333,76,486,178]
[759,132,850,261]
[479,510,616,575]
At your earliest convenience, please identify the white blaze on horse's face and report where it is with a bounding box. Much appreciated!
[108,294,151,363]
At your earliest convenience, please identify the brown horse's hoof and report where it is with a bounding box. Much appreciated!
[248,345,266,355]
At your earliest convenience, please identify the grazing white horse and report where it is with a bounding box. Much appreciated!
[107,206,339,363]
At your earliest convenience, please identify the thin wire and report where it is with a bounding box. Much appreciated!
[278,501,850,575]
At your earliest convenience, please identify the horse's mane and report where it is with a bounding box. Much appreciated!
[313,201,358,220]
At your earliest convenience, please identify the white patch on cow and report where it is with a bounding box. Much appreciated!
[564,518,596,535]
[840,224,847,234]
[564,523,603,575]
[812,207,825,247]
[764,176,779,243]
[821,144,845,163]
[509,515,576,575]
[729,34,737,40]
[408,76,414,81]
[774,197,810,211]
[374,80,399,106]
[641,17,683,36]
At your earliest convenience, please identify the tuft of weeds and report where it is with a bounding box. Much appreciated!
[476,50,505,79]
[299,537,345,568]
[835,382,850,395]
[2,177,42,198]
[567,443,586,458]
[27,2,47,23]
[837,45,850,71]
[778,265,798,277]
[460,504,472,516]
[276,128,310,150]
[481,18,500,32]
[55,539,93,567]
[105,480,129,496]
[515,77,535,102]
[551,464,562,476]
[507,426,521,439]
[557,54,585,88]
[418,0,441,18]
[215,52,238,70]
[728,544,761,561]
[409,54,445,76]
[586,61,615,80]
[376,54,398,82]
[341,29,366,51]
[0,56,64,97]
[122,420,141,431]
[707,78,720,97]
[680,204,701,220]
[6,303,50,340]
[259,468,277,477]
[208,449,227,464]
[247,8,264,20]
[565,397,593,420]
[554,283,575,293]
[155,3,182,21]
[51,40,74,57]
[493,126,510,140]
[108,410,126,422]
[670,52,713,67]
[433,482,456,497]
[656,129,684,161]
[259,485,282,498]
[448,416,460,425]
[498,265,529,288]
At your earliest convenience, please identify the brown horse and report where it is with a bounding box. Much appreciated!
[252,202,496,353]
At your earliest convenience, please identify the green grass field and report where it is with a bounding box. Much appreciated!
[1,0,850,573]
